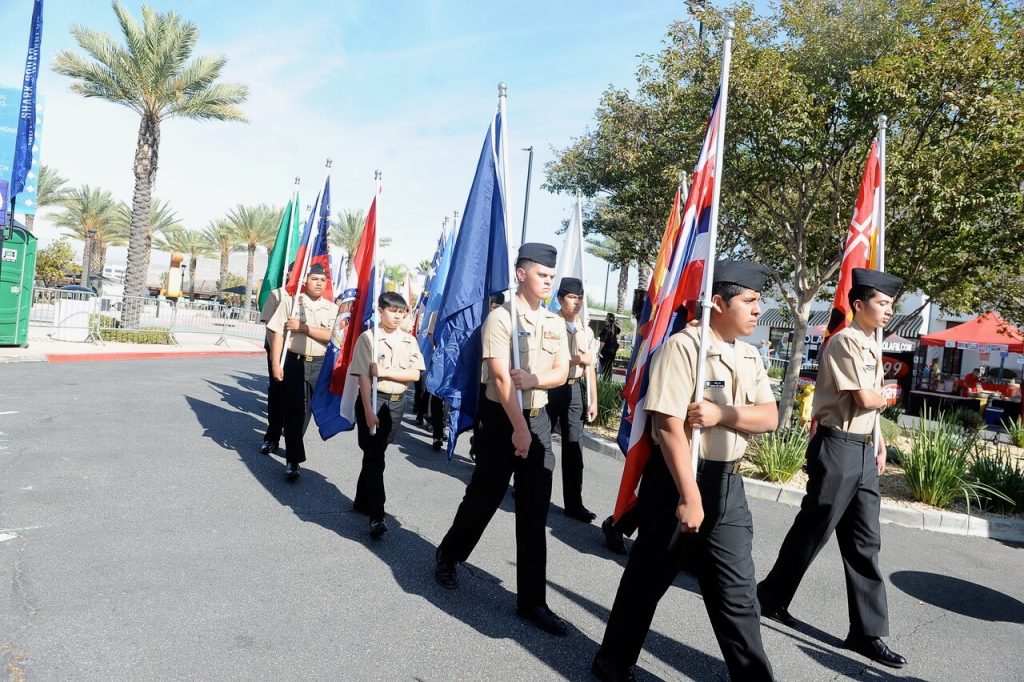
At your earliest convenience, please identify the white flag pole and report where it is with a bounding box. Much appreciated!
[280,159,331,369]
[575,190,588,327]
[498,83,523,409]
[874,115,888,455]
[371,170,382,435]
[689,21,735,477]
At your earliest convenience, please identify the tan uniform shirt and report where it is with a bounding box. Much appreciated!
[645,326,775,462]
[566,320,598,381]
[349,328,426,395]
[482,299,570,410]
[811,326,883,435]
[266,292,340,357]
[259,287,285,324]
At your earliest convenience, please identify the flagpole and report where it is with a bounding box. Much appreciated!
[282,176,300,284]
[370,170,382,434]
[498,83,523,409]
[280,159,331,368]
[575,190,589,327]
[689,21,735,477]
[874,114,888,454]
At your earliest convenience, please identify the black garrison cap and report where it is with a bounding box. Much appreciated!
[557,277,584,296]
[517,242,557,268]
[852,268,902,297]
[713,260,771,292]
[307,263,327,276]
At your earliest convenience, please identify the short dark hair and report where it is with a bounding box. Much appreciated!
[378,291,408,310]
[848,285,882,311]
[711,281,747,304]
[489,292,505,306]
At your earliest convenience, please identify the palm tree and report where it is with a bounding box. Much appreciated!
[111,198,181,291]
[24,164,70,232]
[416,260,432,276]
[53,2,248,327]
[226,204,279,309]
[52,186,121,290]
[154,228,214,299]
[329,208,392,278]
[586,235,631,313]
[201,219,238,291]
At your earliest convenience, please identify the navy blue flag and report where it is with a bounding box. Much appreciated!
[11,0,43,199]
[426,111,510,459]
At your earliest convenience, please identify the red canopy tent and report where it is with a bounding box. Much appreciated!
[919,311,1024,353]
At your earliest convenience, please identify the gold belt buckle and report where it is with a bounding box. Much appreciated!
[527,407,542,418]
[304,354,313,362]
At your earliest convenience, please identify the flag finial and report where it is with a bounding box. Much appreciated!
[325,158,333,169]
[725,19,735,39]
[294,176,300,186]
[498,82,507,98]
[877,114,888,130]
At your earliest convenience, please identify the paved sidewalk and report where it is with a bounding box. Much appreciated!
[0,329,265,363]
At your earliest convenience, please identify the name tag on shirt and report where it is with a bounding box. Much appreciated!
[518,331,531,338]
[542,331,560,340]
[706,380,726,388]
[865,364,877,371]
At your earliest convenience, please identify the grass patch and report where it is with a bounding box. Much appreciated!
[746,426,808,483]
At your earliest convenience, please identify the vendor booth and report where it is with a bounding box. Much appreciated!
[910,312,1023,423]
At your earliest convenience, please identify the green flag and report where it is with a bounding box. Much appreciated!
[257,197,300,311]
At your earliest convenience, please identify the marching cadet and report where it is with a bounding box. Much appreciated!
[267,263,339,480]
[593,261,777,682]
[547,277,599,522]
[433,243,571,637]
[758,268,907,669]
[259,280,287,456]
[349,291,425,538]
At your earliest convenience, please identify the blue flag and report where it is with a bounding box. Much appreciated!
[417,222,458,365]
[11,0,43,199]
[426,111,510,459]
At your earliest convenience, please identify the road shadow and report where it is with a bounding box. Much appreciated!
[185,384,601,681]
[549,581,726,681]
[761,622,929,681]
[890,571,1024,623]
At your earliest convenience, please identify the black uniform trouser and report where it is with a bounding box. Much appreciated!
[414,377,444,440]
[281,352,323,465]
[547,381,585,511]
[354,391,406,520]
[439,398,554,608]
[612,505,641,537]
[760,430,889,637]
[598,451,773,681]
[264,343,285,443]
[414,376,428,417]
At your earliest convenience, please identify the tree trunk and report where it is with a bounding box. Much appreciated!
[777,298,813,426]
[245,244,256,310]
[81,236,92,283]
[189,258,197,300]
[94,243,107,296]
[638,262,652,291]
[615,260,631,314]
[218,248,229,291]
[122,113,160,328]
[24,214,34,233]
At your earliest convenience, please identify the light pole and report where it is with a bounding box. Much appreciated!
[686,0,708,42]
[521,146,534,244]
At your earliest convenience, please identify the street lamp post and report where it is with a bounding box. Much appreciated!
[521,146,534,245]
[686,0,708,42]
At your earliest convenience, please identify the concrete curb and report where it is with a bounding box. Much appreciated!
[44,350,264,363]
[581,431,1024,543]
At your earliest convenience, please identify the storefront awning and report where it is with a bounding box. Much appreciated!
[758,308,830,328]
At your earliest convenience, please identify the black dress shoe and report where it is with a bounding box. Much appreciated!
[516,604,568,636]
[369,518,388,539]
[432,439,443,452]
[434,548,458,589]
[591,653,638,682]
[565,506,598,523]
[844,635,907,668]
[285,462,300,480]
[259,440,278,455]
[757,584,797,627]
[414,415,425,427]
[602,516,627,555]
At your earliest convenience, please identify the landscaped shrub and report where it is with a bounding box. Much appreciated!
[903,408,988,509]
[969,447,1024,514]
[746,426,808,483]
[1002,417,1024,449]
[944,407,985,434]
[880,416,901,447]
[595,379,623,429]
[767,365,783,379]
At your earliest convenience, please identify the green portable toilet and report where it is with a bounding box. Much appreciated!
[0,222,38,347]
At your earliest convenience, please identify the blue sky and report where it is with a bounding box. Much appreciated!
[0,0,771,299]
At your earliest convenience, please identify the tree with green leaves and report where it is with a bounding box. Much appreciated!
[416,260,432,276]
[53,1,248,327]
[382,263,409,291]
[154,228,215,299]
[35,237,81,287]
[547,0,1024,422]
[23,164,70,233]
[226,204,280,309]
[52,186,121,289]
[202,219,239,291]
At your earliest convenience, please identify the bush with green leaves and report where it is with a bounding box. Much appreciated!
[1002,417,1024,449]
[767,365,783,380]
[880,416,901,447]
[969,447,1024,514]
[944,407,985,434]
[746,426,808,483]
[882,403,904,423]
[595,379,624,429]
[903,408,995,510]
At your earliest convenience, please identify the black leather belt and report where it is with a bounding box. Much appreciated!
[818,425,873,445]
[287,351,323,363]
[697,459,741,475]
[378,392,404,402]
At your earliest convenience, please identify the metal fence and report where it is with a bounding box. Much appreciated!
[30,288,265,344]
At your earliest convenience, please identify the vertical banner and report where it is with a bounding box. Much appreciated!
[11,0,45,200]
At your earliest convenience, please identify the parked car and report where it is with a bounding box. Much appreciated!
[59,285,97,296]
